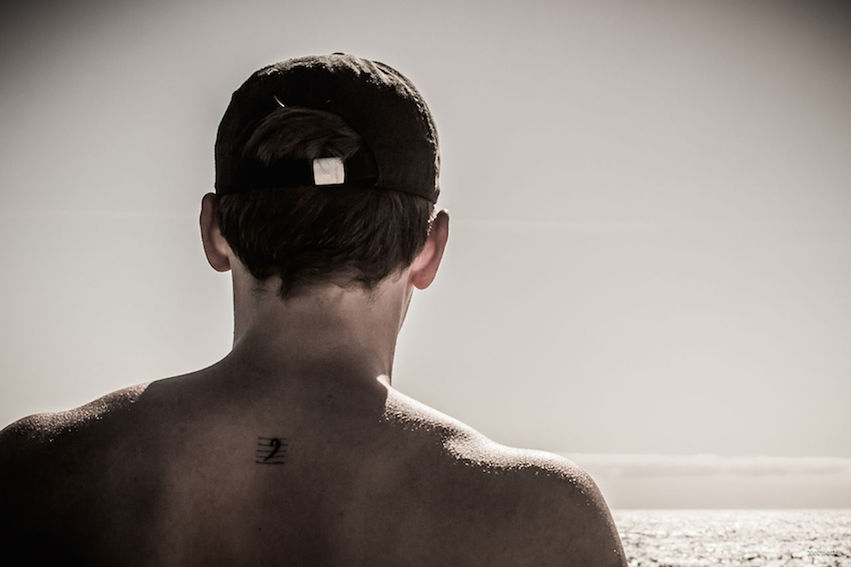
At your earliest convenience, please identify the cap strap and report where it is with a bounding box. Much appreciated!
[230,147,378,191]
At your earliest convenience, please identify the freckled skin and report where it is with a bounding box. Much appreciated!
[0,369,626,566]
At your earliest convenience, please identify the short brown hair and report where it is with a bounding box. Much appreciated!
[216,107,434,298]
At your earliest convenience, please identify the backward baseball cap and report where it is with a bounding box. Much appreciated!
[215,53,440,203]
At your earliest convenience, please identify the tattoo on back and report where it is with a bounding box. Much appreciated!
[256,436,288,465]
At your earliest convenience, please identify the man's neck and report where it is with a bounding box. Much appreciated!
[225,275,410,386]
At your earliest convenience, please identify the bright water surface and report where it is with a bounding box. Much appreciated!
[613,509,851,567]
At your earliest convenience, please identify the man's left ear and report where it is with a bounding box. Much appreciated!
[409,210,450,290]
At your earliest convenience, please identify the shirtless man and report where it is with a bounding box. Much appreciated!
[0,53,626,565]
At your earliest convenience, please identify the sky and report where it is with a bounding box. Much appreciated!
[1,0,850,508]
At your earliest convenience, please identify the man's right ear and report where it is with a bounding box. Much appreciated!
[200,193,232,272]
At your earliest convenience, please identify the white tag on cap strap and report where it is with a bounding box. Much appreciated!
[312,157,345,185]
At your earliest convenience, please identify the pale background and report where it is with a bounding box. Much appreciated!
[2,0,849,508]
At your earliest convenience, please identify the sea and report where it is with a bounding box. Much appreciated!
[612,509,851,567]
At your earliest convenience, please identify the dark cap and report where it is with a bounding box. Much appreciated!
[215,53,440,203]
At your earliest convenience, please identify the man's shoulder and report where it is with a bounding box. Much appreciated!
[0,383,150,464]
[447,438,626,566]
[0,383,153,558]
[381,389,626,566]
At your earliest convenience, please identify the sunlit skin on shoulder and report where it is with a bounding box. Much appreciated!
[378,387,626,566]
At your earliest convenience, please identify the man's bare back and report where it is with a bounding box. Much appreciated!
[1,356,625,565]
